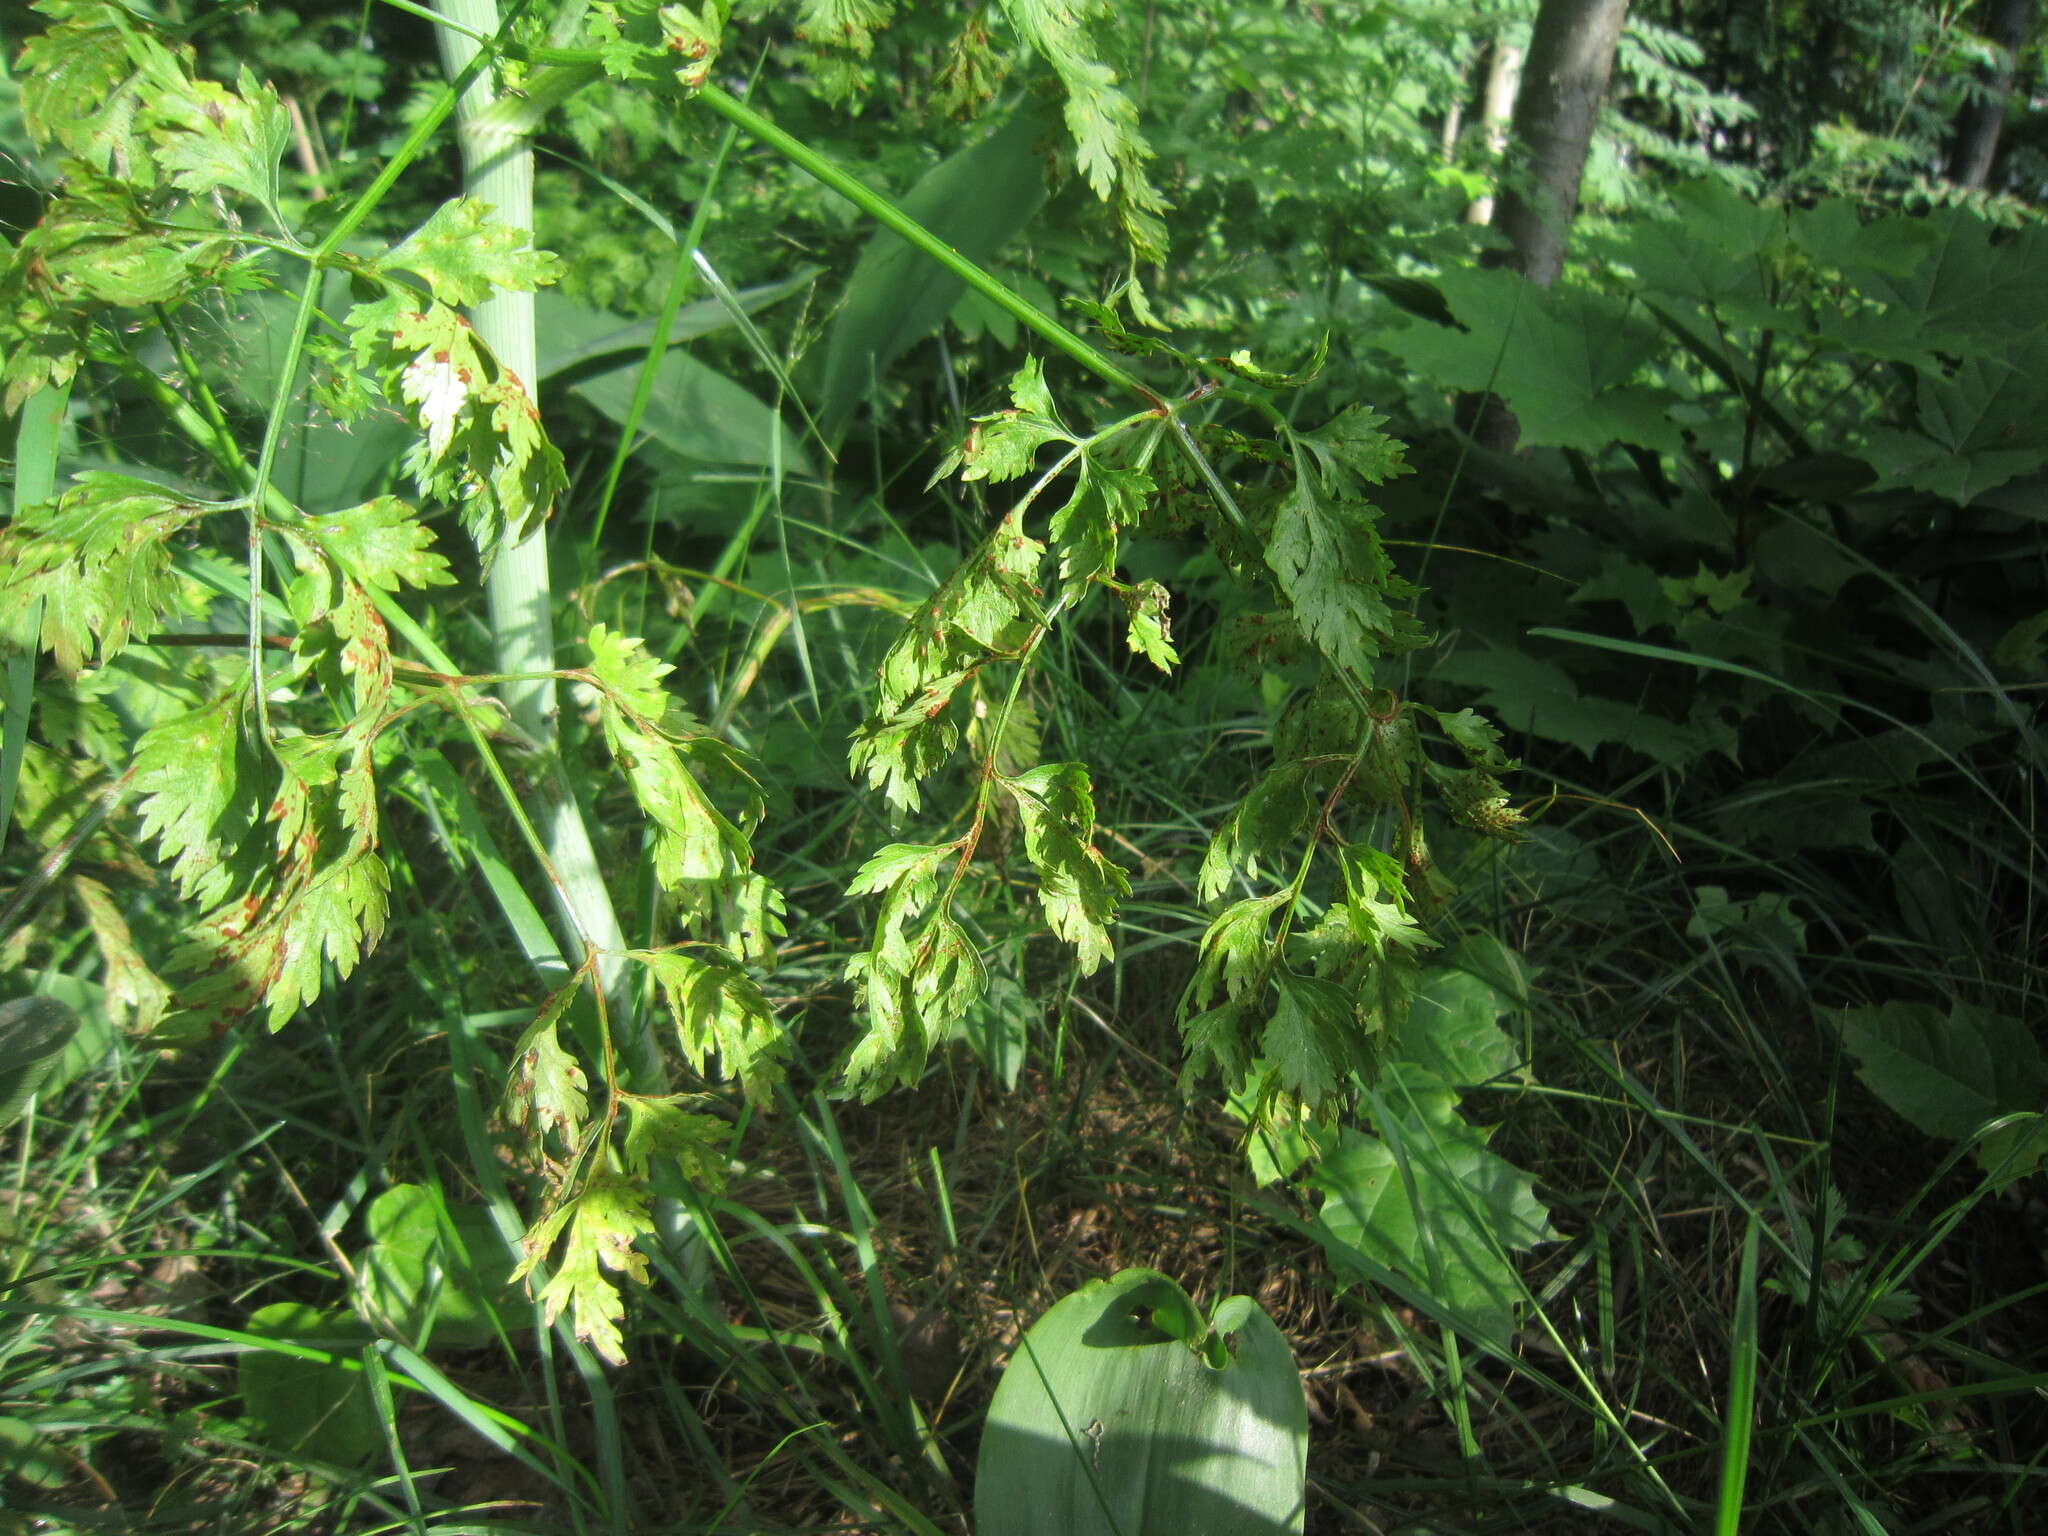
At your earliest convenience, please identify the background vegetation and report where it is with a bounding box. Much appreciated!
[1,0,2043,1531]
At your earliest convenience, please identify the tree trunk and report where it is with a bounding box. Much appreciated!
[1493,0,1630,288]
[1947,0,2033,189]
[1466,35,1525,225]
[1462,0,1630,452]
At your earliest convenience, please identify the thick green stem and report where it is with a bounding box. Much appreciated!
[691,84,1160,407]
[429,0,644,1073]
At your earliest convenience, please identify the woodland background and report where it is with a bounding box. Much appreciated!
[0,0,2044,1532]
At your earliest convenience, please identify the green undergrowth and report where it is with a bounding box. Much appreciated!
[3,1,2045,1533]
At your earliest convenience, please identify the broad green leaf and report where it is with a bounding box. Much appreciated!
[1312,1064,1559,1350]
[1826,1001,2048,1184]
[237,1304,380,1466]
[533,273,816,382]
[1376,266,1686,455]
[359,1183,518,1349]
[1861,342,2048,504]
[817,112,1050,443]
[976,1268,1307,1536]
[567,349,814,472]
[0,997,79,1132]
[1393,968,1524,1088]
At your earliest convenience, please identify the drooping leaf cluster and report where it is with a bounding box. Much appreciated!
[840,342,1525,1123]
[0,0,787,1364]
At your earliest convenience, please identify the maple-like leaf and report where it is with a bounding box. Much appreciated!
[1311,1064,1559,1349]
[385,198,563,308]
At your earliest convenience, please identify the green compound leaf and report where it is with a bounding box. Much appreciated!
[297,498,452,591]
[634,947,786,1104]
[1000,762,1128,976]
[514,1169,658,1367]
[1312,1063,1559,1350]
[841,843,979,1098]
[932,358,1075,485]
[263,850,389,1030]
[995,0,1168,265]
[584,625,769,905]
[850,513,1045,812]
[17,0,156,175]
[347,295,566,552]
[976,1268,1307,1536]
[143,62,291,210]
[385,197,563,308]
[1265,416,1425,681]
[1118,578,1178,670]
[1049,459,1151,598]
[1263,967,1357,1108]
[506,984,589,1145]
[619,1095,730,1184]
[0,473,219,672]
[131,689,258,906]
